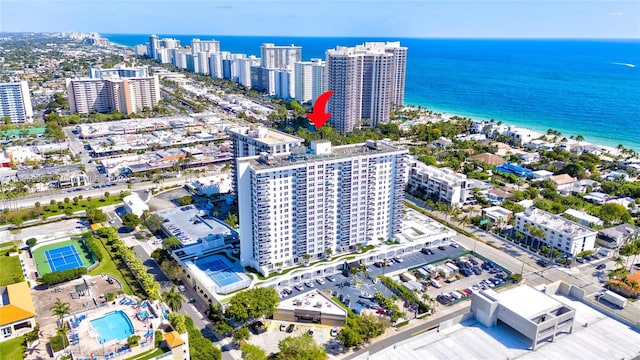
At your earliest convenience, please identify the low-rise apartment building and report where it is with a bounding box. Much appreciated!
[515,207,597,256]
[407,160,474,206]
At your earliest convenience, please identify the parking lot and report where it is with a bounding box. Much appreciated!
[276,243,468,315]
[248,320,337,355]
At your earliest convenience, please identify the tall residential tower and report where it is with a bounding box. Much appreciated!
[237,139,408,276]
[326,42,407,134]
[0,81,33,123]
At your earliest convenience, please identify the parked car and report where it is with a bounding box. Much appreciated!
[576,257,586,264]
[330,328,339,337]
[280,323,287,332]
[437,245,446,251]
[450,242,460,248]
[304,281,314,288]
[472,266,483,275]
[596,263,607,270]
[286,324,295,333]
[421,248,434,255]
[178,285,186,292]
[326,275,336,282]
[393,257,404,263]
[316,278,325,285]
[283,287,293,295]
[294,284,304,291]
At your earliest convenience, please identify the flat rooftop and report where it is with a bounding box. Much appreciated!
[365,291,640,360]
[490,286,564,319]
[278,290,347,318]
[518,208,596,238]
[246,141,406,171]
[156,206,232,246]
[227,126,303,146]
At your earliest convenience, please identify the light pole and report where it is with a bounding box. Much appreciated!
[100,339,105,356]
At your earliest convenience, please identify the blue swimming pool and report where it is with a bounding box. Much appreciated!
[90,311,134,343]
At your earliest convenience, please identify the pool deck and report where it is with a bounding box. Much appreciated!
[62,296,163,359]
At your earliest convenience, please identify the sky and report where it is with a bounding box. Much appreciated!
[0,0,639,38]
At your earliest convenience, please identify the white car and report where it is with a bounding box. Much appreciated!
[178,285,186,292]
[316,278,325,285]
[330,328,339,337]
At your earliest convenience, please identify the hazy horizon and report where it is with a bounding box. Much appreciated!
[1,0,638,39]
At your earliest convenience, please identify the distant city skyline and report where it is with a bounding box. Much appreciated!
[1,0,639,39]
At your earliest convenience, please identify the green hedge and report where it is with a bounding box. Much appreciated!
[83,233,103,262]
[50,335,68,352]
[41,267,87,286]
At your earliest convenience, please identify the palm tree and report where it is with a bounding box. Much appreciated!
[619,242,636,270]
[162,287,184,312]
[50,298,71,321]
[613,256,625,270]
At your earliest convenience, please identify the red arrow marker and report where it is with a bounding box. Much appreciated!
[307,90,334,129]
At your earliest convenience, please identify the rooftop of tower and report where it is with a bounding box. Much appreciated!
[244,139,407,171]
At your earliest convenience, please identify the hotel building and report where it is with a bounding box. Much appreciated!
[326,42,407,134]
[236,139,409,276]
[407,159,474,206]
[0,81,33,123]
[66,76,161,115]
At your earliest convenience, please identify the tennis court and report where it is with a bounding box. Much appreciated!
[199,257,243,287]
[45,245,84,272]
[32,239,95,276]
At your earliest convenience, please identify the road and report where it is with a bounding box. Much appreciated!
[345,305,471,360]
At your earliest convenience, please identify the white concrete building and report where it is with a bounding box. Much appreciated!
[563,209,603,227]
[227,125,304,195]
[123,193,149,217]
[515,207,598,256]
[89,65,149,79]
[187,174,232,196]
[0,81,33,123]
[237,139,409,276]
[274,68,295,99]
[407,160,474,206]
[471,285,575,351]
[260,43,302,69]
[236,56,260,88]
[326,42,407,134]
[66,76,161,115]
[294,59,325,104]
[190,38,220,53]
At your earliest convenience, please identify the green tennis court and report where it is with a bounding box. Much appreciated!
[32,239,95,276]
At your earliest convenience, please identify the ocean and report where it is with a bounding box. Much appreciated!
[103,34,640,150]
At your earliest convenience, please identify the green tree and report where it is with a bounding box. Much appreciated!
[225,287,279,324]
[225,213,239,228]
[598,203,631,224]
[233,327,251,343]
[168,312,187,333]
[144,214,164,234]
[177,196,194,206]
[277,334,327,360]
[190,336,222,360]
[26,238,37,247]
[121,213,140,229]
[241,343,267,360]
[86,206,107,223]
[337,327,361,348]
[162,287,185,312]
[50,298,70,320]
[163,236,181,250]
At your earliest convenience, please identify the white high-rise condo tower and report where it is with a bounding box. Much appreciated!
[0,81,33,123]
[236,139,408,276]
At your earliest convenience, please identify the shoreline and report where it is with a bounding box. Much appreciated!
[402,103,627,158]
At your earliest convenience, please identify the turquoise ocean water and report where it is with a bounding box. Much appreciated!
[103,34,640,150]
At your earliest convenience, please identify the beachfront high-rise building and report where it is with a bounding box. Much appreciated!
[260,43,302,70]
[0,81,33,123]
[227,126,304,195]
[237,56,261,88]
[190,38,220,53]
[148,35,159,60]
[274,69,295,99]
[66,76,160,115]
[159,38,180,49]
[326,42,407,134]
[294,59,326,104]
[237,139,409,276]
[89,65,149,79]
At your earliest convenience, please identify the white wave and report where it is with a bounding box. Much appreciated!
[612,62,636,68]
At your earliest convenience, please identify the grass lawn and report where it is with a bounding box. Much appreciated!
[0,335,25,360]
[41,194,128,219]
[88,236,133,294]
[125,348,167,360]
[0,255,24,286]
[31,239,94,276]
